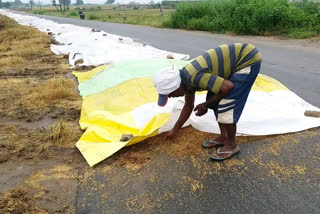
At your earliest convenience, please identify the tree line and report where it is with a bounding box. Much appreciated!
[0,0,25,8]
[0,0,85,9]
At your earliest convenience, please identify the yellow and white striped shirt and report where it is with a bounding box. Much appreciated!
[180,43,262,95]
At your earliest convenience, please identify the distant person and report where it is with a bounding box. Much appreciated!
[153,43,262,161]
[159,4,163,16]
[79,11,85,20]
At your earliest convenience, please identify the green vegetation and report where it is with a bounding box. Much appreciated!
[29,5,173,28]
[287,30,318,39]
[88,13,100,20]
[164,0,320,37]
[26,0,320,38]
[33,9,46,15]
[67,11,78,17]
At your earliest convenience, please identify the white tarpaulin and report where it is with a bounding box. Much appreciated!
[0,10,189,67]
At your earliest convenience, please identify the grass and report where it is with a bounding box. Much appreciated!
[0,14,82,165]
[0,15,52,72]
[26,1,320,39]
[28,5,173,27]
[0,56,26,67]
[287,30,318,39]
[21,77,80,112]
[0,15,84,214]
[50,118,82,147]
[0,14,71,77]
[0,14,81,124]
[0,77,80,122]
[0,14,81,123]
[165,0,320,38]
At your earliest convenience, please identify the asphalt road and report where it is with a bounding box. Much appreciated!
[20,13,320,108]
[11,12,320,214]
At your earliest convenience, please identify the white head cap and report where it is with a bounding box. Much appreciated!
[153,65,181,95]
[152,65,181,106]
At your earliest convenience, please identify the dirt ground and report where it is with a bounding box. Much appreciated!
[1,14,320,214]
[0,14,85,213]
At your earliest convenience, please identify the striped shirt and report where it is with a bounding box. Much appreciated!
[180,43,262,95]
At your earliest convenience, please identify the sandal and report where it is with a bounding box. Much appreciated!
[210,146,240,161]
[202,139,224,148]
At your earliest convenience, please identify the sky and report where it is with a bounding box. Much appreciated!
[2,0,162,4]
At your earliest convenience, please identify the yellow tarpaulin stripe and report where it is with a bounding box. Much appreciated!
[73,64,109,82]
[74,65,290,167]
[252,74,288,92]
[76,113,170,167]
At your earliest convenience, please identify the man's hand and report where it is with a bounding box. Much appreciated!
[194,103,208,116]
[165,129,178,141]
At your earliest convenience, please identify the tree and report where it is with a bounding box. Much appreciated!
[105,0,115,5]
[66,0,71,7]
[52,0,60,11]
[30,0,35,10]
[52,0,63,13]
[3,2,10,8]
[13,0,23,6]
[58,0,71,12]
[76,0,83,5]
[58,0,64,12]
[37,0,42,10]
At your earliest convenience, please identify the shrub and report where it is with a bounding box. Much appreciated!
[33,10,46,15]
[88,14,100,20]
[287,30,317,39]
[67,11,78,17]
[166,0,320,38]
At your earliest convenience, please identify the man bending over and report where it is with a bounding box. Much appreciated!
[153,43,262,161]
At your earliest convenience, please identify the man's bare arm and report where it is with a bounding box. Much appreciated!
[203,80,233,108]
[194,79,234,117]
[165,93,195,140]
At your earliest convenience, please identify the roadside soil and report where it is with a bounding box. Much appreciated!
[0,14,85,214]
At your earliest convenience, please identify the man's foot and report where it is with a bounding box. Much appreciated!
[209,145,240,161]
[215,135,227,143]
[201,135,226,148]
